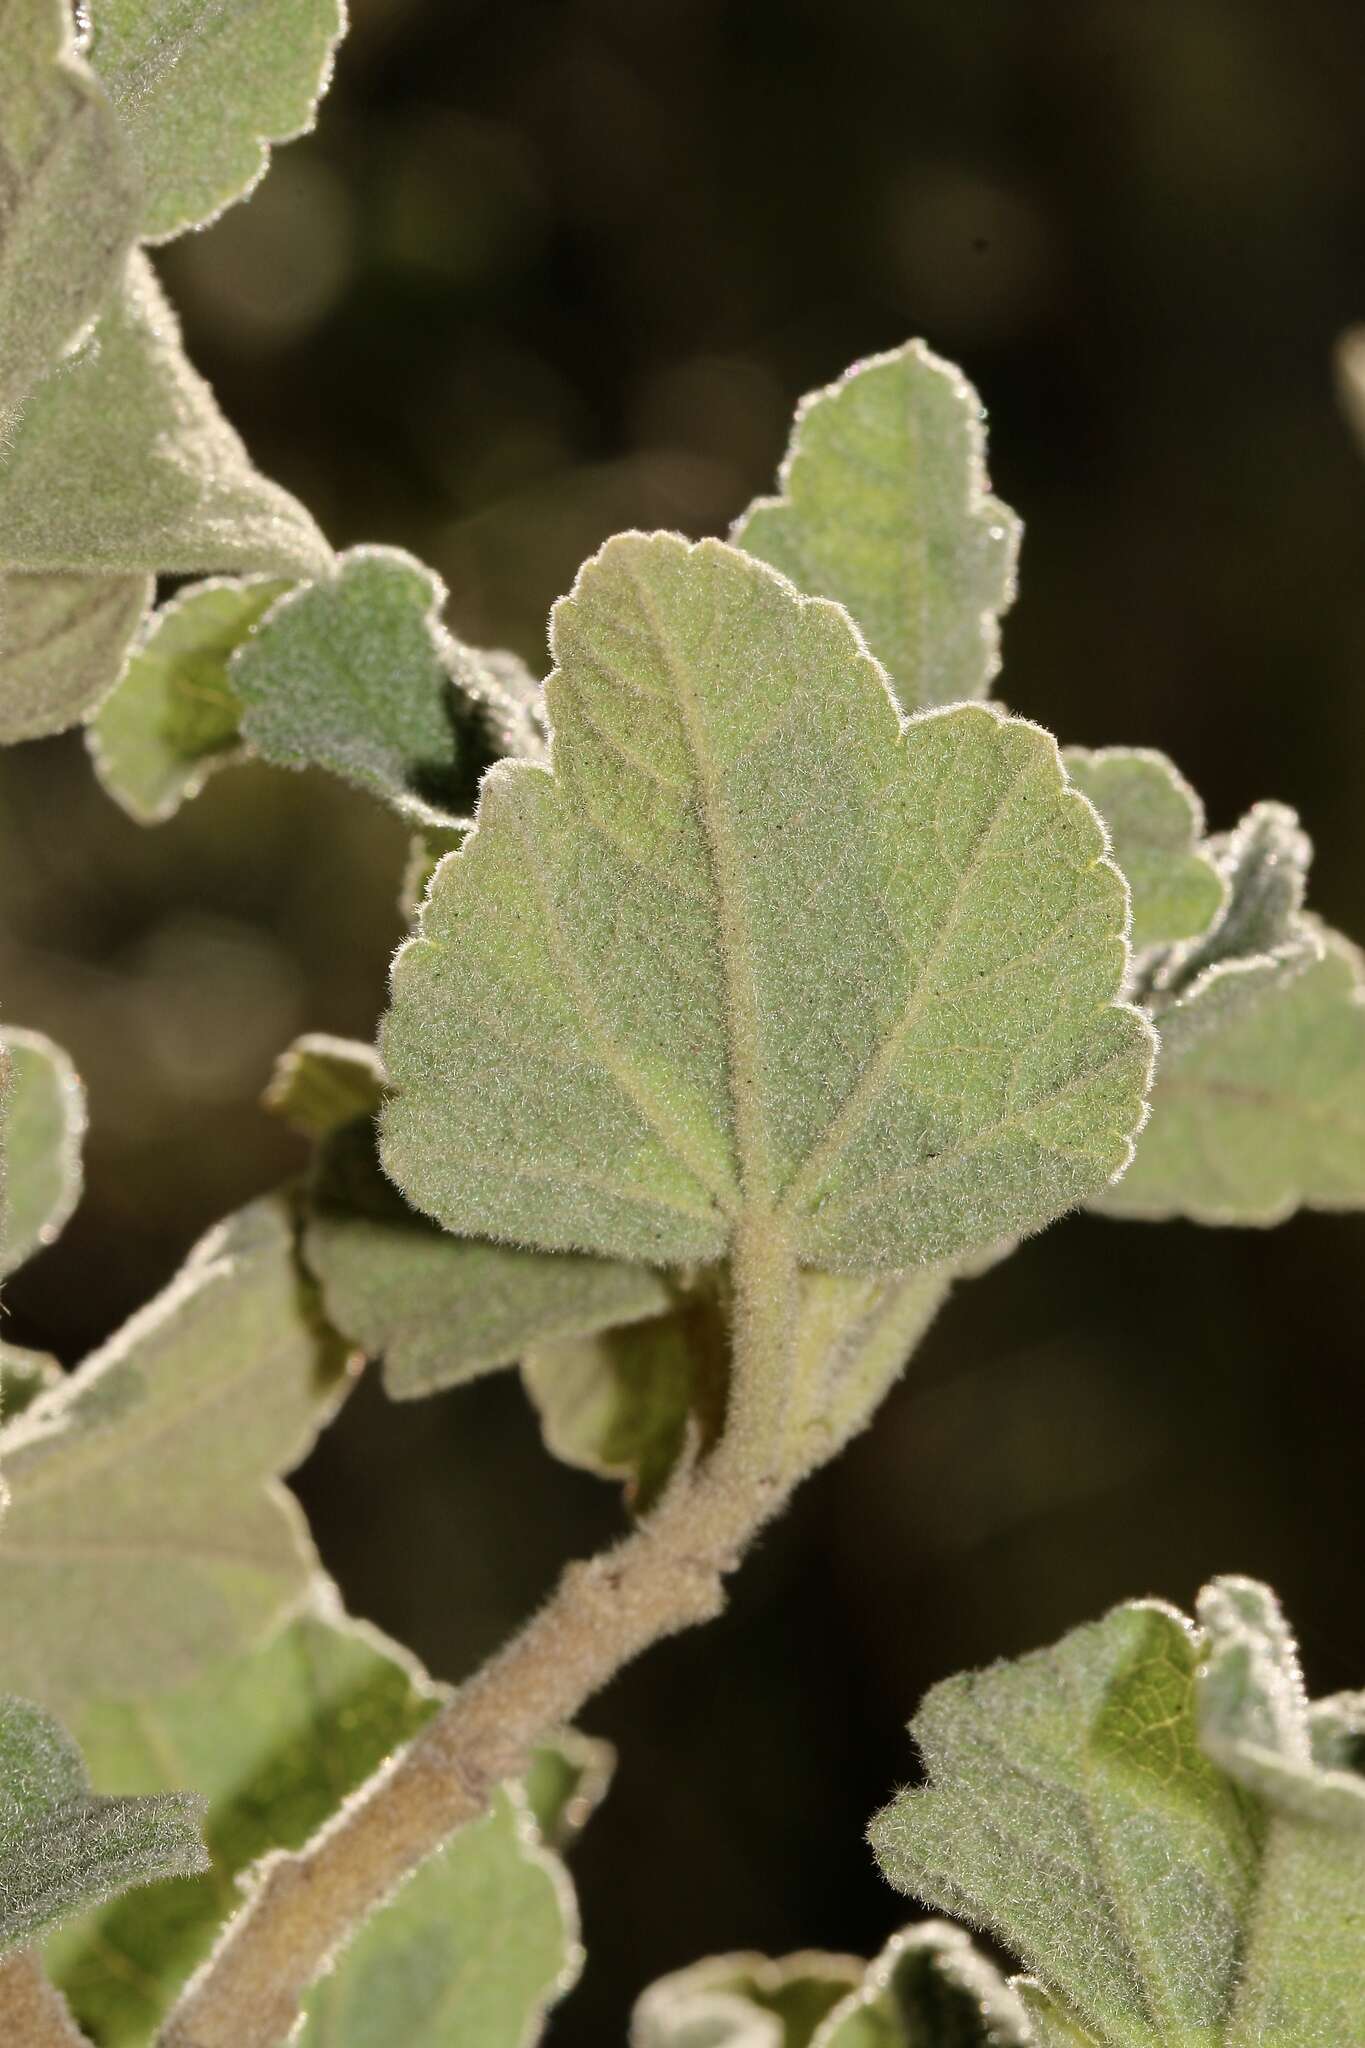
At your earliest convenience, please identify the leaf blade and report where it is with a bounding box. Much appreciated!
[381,533,1151,1273]
[732,342,1019,711]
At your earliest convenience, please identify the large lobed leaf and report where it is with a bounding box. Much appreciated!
[732,343,1019,712]
[0,1693,204,1959]
[87,0,348,242]
[871,1575,1365,2047]
[0,252,331,581]
[381,532,1152,1274]
[0,0,140,427]
[0,1025,86,1279]
[0,1196,354,1717]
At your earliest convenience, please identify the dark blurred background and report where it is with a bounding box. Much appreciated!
[4,0,1365,2034]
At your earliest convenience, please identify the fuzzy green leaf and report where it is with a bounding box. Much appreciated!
[1096,929,1365,1223]
[0,1197,353,1717]
[0,1026,86,1279]
[262,1032,384,1139]
[732,343,1019,711]
[0,0,140,426]
[870,1596,1263,2047]
[88,0,347,242]
[1061,748,1224,956]
[523,1297,722,1511]
[871,1575,1365,2048]
[632,1951,865,2048]
[381,533,1151,1272]
[0,1346,62,1425]
[88,575,291,822]
[0,570,153,743]
[296,1786,588,2048]
[232,546,480,823]
[0,253,331,579]
[1153,802,1311,998]
[814,1923,1032,2048]
[1189,1580,1365,2045]
[0,1694,204,1958]
[45,1590,439,2044]
[305,1114,671,1399]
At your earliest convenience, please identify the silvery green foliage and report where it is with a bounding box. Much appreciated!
[87,0,349,243]
[381,532,1152,1270]
[0,1345,62,1424]
[296,1737,611,2048]
[89,574,292,820]
[231,547,480,824]
[0,252,331,580]
[870,1575,1365,2047]
[306,1112,674,1399]
[0,1692,205,1957]
[0,1197,353,1716]
[263,1034,673,1399]
[732,342,1020,711]
[0,0,140,430]
[1334,326,1365,455]
[44,1587,439,2043]
[0,1024,86,1279]
[1060,749,1225,958]
[0,569,154,743]
[1097,803,1365,1223]
[634,1922,1032,2048]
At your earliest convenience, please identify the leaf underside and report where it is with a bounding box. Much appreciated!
[89,574,291,822]
[381,532,1151,1274]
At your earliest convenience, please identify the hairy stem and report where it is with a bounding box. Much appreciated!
[0,1951,92,2047]
[157,1227,805,2048]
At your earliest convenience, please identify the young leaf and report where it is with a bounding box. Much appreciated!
[0,0,140,427]
[45,1590,440,2045]
[1154,801,1312,996]
[1095,930,1365,1223]
[1061,748,1225,956]
[0,1694,205,1957]
[0,570,153,744]
[88,575,291,822]
[87,0,347,242]
[0,253,331,579]
[231,546,476,823]
[813,1922,1032,2048]
[732,343,1019,711]
[1191,1579,1365,2045]
[304,1114,671,1398]
[262,1032,384,1140]
[381,533,1151,1272]
[0,1197,354,1717]
[295,1785,589,2048]
[0,1025,86,1279]
[0,1344,62,1425]
[631,1951,864,2048]
[523,1295,724,1511]
[870,1575,1365,2048]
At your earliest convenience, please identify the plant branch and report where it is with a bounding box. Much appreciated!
[157,1224,807,2048]
[0,1951,93,2047]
